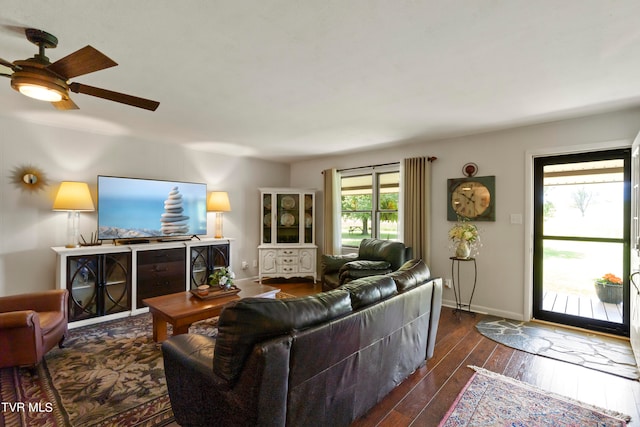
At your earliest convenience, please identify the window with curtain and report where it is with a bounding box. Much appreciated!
[340,165,400,249]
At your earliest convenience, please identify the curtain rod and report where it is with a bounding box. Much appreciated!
[337,162,398,173]
[336,157,437,173]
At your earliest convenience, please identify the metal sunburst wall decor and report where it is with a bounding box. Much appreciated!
[11,165,48,192]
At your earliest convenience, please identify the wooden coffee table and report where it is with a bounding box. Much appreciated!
[143,280,279,342]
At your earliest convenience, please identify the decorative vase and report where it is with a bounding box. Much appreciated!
[455,240,471,259]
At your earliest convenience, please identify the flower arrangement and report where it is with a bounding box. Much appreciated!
[448,220,480,243]
[209,267,236,290]
[448,219,480,259]
[595,273,622,286]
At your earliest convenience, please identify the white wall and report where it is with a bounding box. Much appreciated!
[290,107,640,320]
[0,115,290,296]
[3,106,640,318]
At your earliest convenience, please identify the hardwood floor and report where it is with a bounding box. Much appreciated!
[273,281,640,426]
[354,311,639,426]
[169,280,640,426]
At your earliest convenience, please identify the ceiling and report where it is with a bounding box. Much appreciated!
[2,1,640,162]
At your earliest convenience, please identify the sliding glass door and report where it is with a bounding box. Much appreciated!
[533,149,631,336]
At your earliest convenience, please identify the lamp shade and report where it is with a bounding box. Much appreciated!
[53,181,95,211]
[207,191,231,212]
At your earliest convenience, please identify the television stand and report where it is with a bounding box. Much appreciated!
[52,238,231,327]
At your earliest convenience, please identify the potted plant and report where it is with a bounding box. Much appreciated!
[209,267,236,290]
[594,273,623,304]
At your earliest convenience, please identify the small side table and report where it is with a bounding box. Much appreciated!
[450,257,477,316]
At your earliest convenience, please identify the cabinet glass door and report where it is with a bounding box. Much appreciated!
[263,193,273,244]
[67,253,130,321]
[103,253,130,315]
[210,244,229,270]
[68,256,99,321]
[277,194,299,243]
[304,193,313,244]
[190,244,230,288]
[190,247,208,287]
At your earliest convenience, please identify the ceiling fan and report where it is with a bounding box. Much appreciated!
[0,28,159,111]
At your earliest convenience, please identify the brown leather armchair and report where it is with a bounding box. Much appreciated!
[0,289,69,368]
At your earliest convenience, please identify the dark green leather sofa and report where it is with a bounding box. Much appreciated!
[162,259,442,427]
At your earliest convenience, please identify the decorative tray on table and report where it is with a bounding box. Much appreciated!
[190,286,241,300]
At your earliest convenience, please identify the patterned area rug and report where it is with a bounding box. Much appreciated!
[439,366,631,426]
[476,317,639,380]
[0,313,219,427]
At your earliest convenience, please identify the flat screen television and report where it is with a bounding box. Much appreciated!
[97,176,207,241]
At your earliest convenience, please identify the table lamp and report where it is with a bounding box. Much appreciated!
[53,181,95,248]
[207,191,231,238]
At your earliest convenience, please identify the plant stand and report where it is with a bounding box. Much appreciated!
[450,257,477,316]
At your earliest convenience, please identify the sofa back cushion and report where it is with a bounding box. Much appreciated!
[387,259,431,292]
[214,289,352,384]
[339,275,397,310]
[358,238,409,270]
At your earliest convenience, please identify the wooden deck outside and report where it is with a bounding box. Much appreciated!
[543,291,623,323]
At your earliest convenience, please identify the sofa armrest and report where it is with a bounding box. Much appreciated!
[338,260,392,285]
[321,253,358,274]
[0,311,43,368]
[0,310,38,329]
[162,334,232,426]
[341,260,391,271]
[162,333,293,427]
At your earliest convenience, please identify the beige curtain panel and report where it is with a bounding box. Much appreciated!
[403,157,432,263]
[323,168,341,255]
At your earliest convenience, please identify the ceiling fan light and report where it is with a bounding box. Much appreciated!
[17,83,64,102]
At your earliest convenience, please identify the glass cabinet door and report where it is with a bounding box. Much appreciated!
[67,252,130,321]
[210,244,229,270]
[304,193,313,244]
[261,190,315,245]
[277,193,299,243]
[68,256,99,321]
[263,193,273,244]
[190,246,208,287]
[102,253,130,315]
[190,244,230,288]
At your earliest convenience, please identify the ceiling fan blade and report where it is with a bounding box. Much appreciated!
[0,57,19,71]
[47,46,117,79]
[69,82,159,111]
[52,97,79,110]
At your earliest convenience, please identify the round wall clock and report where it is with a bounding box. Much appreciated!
[447,176,495,221]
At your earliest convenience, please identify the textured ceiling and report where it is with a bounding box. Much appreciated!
[2,1,640,162]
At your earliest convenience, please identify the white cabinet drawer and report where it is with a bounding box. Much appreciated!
[277,249,299,257]
[279,265,298,274]
[277,254,299,273]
